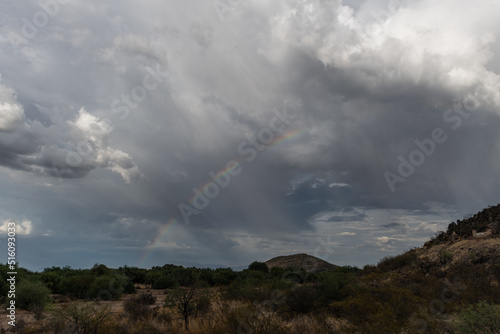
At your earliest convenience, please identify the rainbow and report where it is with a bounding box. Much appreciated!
[138,217,177,267]
[138,128,305,267]
[189,156,246,205]
[268,128,303,147]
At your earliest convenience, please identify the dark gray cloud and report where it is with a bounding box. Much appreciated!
[0,0,499,271]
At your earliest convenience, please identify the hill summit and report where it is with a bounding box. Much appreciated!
[265,253,338,273]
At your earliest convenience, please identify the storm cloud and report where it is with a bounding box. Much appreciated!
[1,0,499,270]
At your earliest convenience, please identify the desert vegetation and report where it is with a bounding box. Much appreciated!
[1,205,500,333]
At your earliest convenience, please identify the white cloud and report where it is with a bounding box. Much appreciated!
[0,77,24,132]
[70,108,112,145]
[69,108,142,183]
[338,232,356,236]
[96,147,143,183]
[0,219,32,235]
[329,183,349,188]
[263,0,500,110]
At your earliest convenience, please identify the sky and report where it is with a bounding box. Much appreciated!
[1,0,500,271]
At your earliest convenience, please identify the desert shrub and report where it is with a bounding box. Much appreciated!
[492,221,500,236]
[87,274,124,300]
[196,293,212,315]
[145,270,161,287]
[60,274,95,299]
[372,286,425,322]
[438,249,453,264]
[212,272,230,286]
[424,231,448,247]
[329,282,425,333]
[315,271,352,305]
[212,268,237,286]
[335,265,361,273]
[253,311,288,334]
[119,266,148,284]
[452,264,499,304]
[209,305,254,334]
[138,291,156,304]
[330,292,404,334]
[244,270,268,285]
[248,261,270,274]
[281,266,308,284]
[198,268,215,286]
[225,279,268,302]
[124,292,157,320]
[165,285,210,331]
[454,301,500,334]
[207,304,287,334]
[152,274,177,289]
[124,281,136,294]
[261,277,293,299]
[270,266,285,279]
[362,264,378,274]
[401,271,435,298]
[283,285,318,315]
[330,292,382,322]
[40,271,63,294]
[172,267,199,287]
[377,249,419,271]
[127,321,165,334]
[377,255,395,270]
[15,280,51,311]
[91,263,111,276]
[48,302,113,334]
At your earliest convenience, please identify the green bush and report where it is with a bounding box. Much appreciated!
[152,274,177,289]
[329,292,404,334]
[88,275,124,300]
[40,272,63,294]
[61,274,95,299]
[248,261,270,274]
[16,280,52,311]
[454,301,500,334]
[172,267,198,287]
[224,280,251,301]
[245,270,268,284]
[284,285,318,314]
[438,249,453,264]
[270,266,285,279]
[377,249,419,271]
[91,263,111,276]
[281,266,308,284]
[213,272,230,286]
[315,271,350,304]
[213,268,237,286]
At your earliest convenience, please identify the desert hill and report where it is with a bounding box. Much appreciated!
[426,203,500,247]
[265,253,338,273]
[375,204,500,283]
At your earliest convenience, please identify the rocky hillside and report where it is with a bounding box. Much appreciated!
[376,205,500,281]
[425,203,500,247]
[416,237,500,270]
[265,253,338,273]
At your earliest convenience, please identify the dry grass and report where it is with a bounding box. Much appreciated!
[417,237,500,269]
[0,289,349,333]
